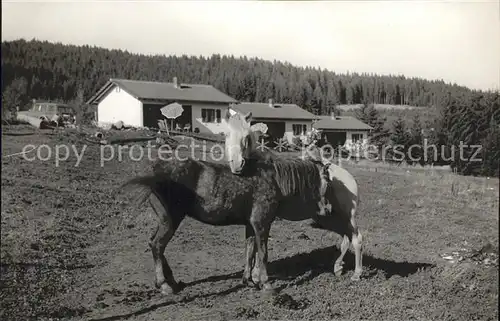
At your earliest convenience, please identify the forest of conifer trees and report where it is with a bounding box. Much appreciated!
[1,39,499,177]
[1,39,486,112]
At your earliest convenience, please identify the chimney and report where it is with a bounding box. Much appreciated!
[173,77,178,88]
[268,98,274,108]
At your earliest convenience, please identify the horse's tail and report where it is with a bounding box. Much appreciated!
[120,175,171,206]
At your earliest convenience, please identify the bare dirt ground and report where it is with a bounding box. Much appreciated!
[1,126,498,321]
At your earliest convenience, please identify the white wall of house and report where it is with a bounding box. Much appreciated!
[191,103,232,135]
[97,86,143,127]
[342,131,371,157]
[317,129,370,147]
[345,130,370,146]
[284,120,313,143]
[193,106,315,144]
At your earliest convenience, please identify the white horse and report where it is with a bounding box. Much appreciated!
[224,111,363,281]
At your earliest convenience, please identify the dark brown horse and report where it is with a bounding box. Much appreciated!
[123,148,331,295]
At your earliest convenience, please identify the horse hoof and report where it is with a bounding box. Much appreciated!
[242,277,254,287]
[261,284,277,297]
[334,264,343,277]
[159,281,184,295]
[350,274,361,281]
[160,283,175,295]
[175,281,186,293]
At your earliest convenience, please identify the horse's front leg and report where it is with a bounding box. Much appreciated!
[250,218,275,294]
[242,224,256,286]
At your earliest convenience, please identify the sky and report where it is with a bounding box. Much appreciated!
[2,0,499,91]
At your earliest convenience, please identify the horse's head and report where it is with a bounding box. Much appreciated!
[224,109,261,175]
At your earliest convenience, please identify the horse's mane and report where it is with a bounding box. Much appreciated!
[247,147,323,201]
[272,157,322,200]
[218,113,324,200]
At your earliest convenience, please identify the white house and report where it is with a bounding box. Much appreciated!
[312,113,373,149]
[230,99,317,144]
[87,78,328,145]
[86,77,238,134]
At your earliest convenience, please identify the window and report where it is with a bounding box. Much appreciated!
[201,109,213,122]
[292,124,307,136]
[58,107,72,114]
[201,108,221,123]
[216,109,221,123]
[352,133,363,143]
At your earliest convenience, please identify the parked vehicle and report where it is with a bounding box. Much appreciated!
[17,101,77,127]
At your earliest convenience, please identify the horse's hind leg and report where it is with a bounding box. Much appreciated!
[350,221,363,281]
[333,224,363,281]
[148,192,183,295]
[334,234,350,277]
[315,214,350,277]
[331,199,363,281]
[346,200,363,281]
[242,224,256,286]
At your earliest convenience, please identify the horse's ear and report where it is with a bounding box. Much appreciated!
[245,112,252,123]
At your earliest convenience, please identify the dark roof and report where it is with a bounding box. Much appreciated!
[231,102,317,120]
[313,116,373,131]
[86,78,238,105]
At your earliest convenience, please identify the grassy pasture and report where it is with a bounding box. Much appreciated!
[1,125,498,321]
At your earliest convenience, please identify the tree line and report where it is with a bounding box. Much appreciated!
[1,38,485,113]
[1,38,498,177]
[354,98,499,177]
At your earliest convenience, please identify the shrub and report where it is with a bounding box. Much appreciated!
[292,136,303,147]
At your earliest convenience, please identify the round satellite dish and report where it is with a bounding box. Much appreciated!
[161,102,184,119]
[250,122,268,134]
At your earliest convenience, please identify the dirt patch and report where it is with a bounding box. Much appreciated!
[1,215,93,320]
[272,293,311,310]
